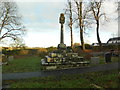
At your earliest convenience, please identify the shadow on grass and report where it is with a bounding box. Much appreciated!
[3,69,119,88]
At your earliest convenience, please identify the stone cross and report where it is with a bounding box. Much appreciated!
[58,13,66,49]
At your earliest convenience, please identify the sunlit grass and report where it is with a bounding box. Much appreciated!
[2,55,119,73]
[2,56,42,73]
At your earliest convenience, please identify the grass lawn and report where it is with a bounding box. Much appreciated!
[2,56,42,73]
[89,56,119,66]
[2,56,119,73]
[3,69,119,88]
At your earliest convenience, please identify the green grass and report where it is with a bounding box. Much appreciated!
[90,56,119,67]
[2,56,42,73]
[98,56,119,64]
[3,56,119,73]
[3,69,119,88]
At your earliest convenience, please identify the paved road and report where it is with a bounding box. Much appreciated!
[2,62,119,80]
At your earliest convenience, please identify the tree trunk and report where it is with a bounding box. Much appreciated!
[70,26,73,48]
[68,1,73,49]
[70,12,73,48]
[79,2,85,50]
[80,28,85,50]
[96,20,102,46]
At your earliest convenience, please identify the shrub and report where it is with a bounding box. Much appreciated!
[19,50,29,55]
[92,45,119,52]
[85,44,92,49]
[2,49,20,56]
[28,49,38,55]
[37,48,48,58]
[46,47,57,52]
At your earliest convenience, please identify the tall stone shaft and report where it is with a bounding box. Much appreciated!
[60,24,64,44]
[59,13,65,44]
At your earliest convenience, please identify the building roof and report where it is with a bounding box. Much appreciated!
[107,37,120,44]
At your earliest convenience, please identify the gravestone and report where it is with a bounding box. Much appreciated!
[91,57,99,64]
[104,51,113,63]
[8,56,14,61]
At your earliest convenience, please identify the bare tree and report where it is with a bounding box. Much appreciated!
[74,0,85,50]
[116,2,120,18]
[74,0,91,50]
[90,0,104,47]
[9,38,25,48]
[0,2,25,42]
[65,0,74,48]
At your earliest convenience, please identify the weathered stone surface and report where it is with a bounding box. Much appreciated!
[46,66,57,70]
[78,56,84,61]
[45,56,52,62]
[41,59,46,65]
[8,56,14,61]
[50,53,57,58]
[58,43,66,50]
[91,57,99,64]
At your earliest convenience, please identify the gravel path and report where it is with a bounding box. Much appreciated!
[2,62,119,80]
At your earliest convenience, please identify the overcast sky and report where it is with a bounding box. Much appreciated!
[14,0,118,47]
